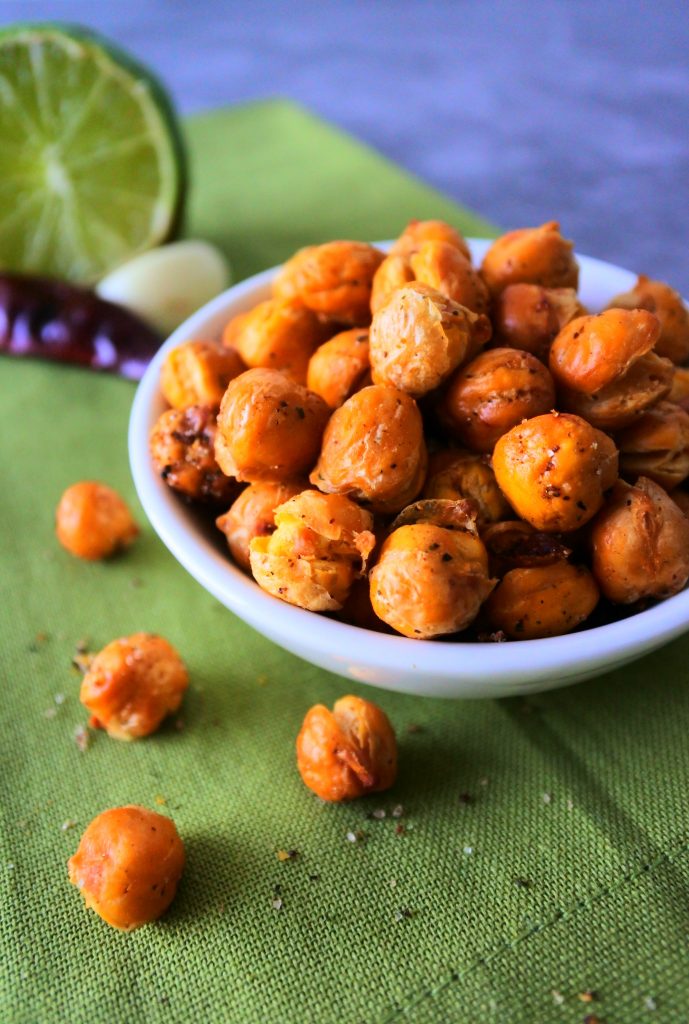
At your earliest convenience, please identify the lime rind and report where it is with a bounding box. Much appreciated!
[0,22,186,283]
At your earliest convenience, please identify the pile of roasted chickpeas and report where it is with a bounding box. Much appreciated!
[148,219,689,642]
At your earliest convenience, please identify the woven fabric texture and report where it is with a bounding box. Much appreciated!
[1,100,688,1024]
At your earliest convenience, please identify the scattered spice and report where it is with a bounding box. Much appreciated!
[71,639,94,674]
[28,631,49,653]
[43,708,58,720]
[175,717,185,732]
[130,577,143,588]
[345,829,366,844]
[644,996,657,1011]
[308,874,321,882]
[458,792,474,805]
[391,804,404,818]
[272,897,283,911]
[395,823,406,836]
[463,845,474,855]
[60,820,77,831]
[73,725,91,752]
[256,674,268,686]
[514,877,531,888]
[54,693,66,706]
[552,990,565,1006]
[579,991,597,1004]
[407,723,424,734]
[394,907,413,922]
[479,777,489,787]
[276,849,298,862]
[154,795,167,806]
[583,1016,602,1024]
[567,798,574,811]
[542,792,552,805]
[370,808,386,820]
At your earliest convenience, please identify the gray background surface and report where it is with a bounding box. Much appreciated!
[4,0,689,291]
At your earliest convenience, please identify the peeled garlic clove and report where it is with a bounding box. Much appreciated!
[96,240,231,335]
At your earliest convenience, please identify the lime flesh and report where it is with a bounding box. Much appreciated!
[0,24,185,283]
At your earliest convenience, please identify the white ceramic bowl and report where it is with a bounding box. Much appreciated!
[129,240,689,698]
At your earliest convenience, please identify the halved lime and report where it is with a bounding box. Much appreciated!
[0,23,186,283]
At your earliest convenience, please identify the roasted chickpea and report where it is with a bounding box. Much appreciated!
[68,806,185,930]
[56,482,138,560]
[369,283,491,397]
[80,633,188,740]
[369,499,495,638]
[422,450,510,526]
[481,221,579,295]
[550,309,673,431]
[272,241,384,325]
[492,412,618,532]
[440,347,556,453]
[484,562,599,639]
[306,328,370,408]
[607,275,689,364]
[481,520,572,578]
[370,253,416,314]
[310,384,427,514]
[215,368,330,483]
[227,299,329,383]
[389,218,471,261]
[591,477,689,603]
[669,366,689,411]
[296,694,397,802]
[250,490,375,611]
[409,241,490,314]
[216,479,306,572]
[160,339,245,410]
[150,404,236,503]
[492,283,585,362]
[615,401,689,490]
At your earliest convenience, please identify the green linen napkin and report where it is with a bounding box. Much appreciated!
[2,99,688,1024]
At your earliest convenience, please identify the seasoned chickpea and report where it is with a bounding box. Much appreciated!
[216,479,306,572]
[484,562,599,639]
[310,384,427,514]
[56,482,138,560]
[422,450,510,526]
[369,499,495,638]
[227,298,329,383]
[296,694,397,802]
[607,275,689,364]
[150,404,236,503]
[160,339,245,410]
[370,253,416,314]
[481,221,579,295]
[493,283,585,362]
[80,633,188,740]
[409,241,490,314]
[306,328,370,408]
[615,401,689,490]
[390,218,471,261]
[669,366,689,411]
[591,477,689,602]
[272,241,384,325]
[440,347,556,453]
[369,283,491,397]
[250,490,375,611]
[68,806,185,930]
[550,309,673,431]
[481,520,572,578]
[492,412,618,532]
[215,368,330,483]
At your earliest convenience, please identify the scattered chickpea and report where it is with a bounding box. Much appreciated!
[79,632,188,740]
[273,241,384,325]
[481,221,579,295]
[307,328,371,409]
[160,339,245,410]
[607,275,689,364]
[216,479,306,572]
[296,695,397,802]
[56,481,138,560]
[68,806,185,930]
[150,404,236,504]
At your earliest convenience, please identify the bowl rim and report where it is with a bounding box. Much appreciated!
[129,239,689,692]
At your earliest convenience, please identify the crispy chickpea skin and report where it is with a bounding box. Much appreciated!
[481,520,572,578]
[272,241,384,325]
[296,695,397,802]
[56,482,138,560]
[369,499,495,638]
[422,450,511,526]
[250,490,376,611]
[591,477,689,603]
[409,241,490,314]
[493,284,585,362]
[68,806,185,930]
[607,275,689,364]
[310,384,427,514]
[481,221,579,296]
[215,368,330,483]
[370,254,416,314]
[226,298,329,384]
[484,562,599,640]
[216,479,306,572]
[150,404,236,504]
[389,218,471,261]
[440,347,556,453]
[80,633,188,740]
[549,309,673,431]
[615,401,689,490]
[669,366,689,411]
[492,412,619,532]
[369,283,491,397]
[160,339,245,410]
[306,328,371,408]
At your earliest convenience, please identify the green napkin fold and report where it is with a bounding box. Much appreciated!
[2,99,688,1024]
